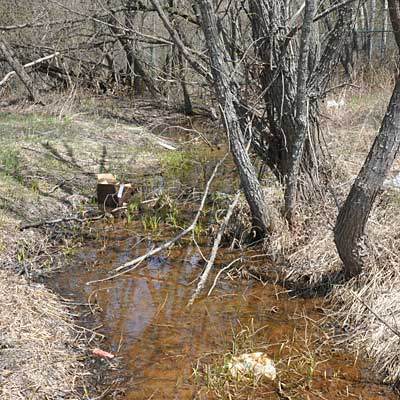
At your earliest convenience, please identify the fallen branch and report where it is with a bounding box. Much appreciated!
[0,52,60,87]
[0,36,40,102]
[111,154,228,274]
[19,197,157,230]
[86,259,145,286]
[187,191,241,306]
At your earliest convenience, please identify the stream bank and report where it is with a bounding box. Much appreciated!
[0,97,192,399]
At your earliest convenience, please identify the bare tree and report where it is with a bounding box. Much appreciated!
[388,0,400,50]
[368,0,376,62]
[284,0,317,223]
[334,0,400,278]
[248,0,355,218]
[381,0,389,60]
[149,0,358,234]
[189,0,271,236]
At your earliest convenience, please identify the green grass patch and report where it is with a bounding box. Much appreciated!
[0,112,72,140]
[160,150,193,178]
[0,147,23,182]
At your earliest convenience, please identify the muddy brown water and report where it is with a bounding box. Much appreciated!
[51,220,397,400]
[51,124,396,399]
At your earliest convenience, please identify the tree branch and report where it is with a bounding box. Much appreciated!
[0,52,59,87]
[86,154,228,286]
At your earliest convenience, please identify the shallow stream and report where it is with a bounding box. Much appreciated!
[52,220,396,400]
[52,122,397,399]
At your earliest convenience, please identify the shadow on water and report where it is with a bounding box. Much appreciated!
[51,220,397,400]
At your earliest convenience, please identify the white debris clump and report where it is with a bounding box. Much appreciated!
[227,352,276,380]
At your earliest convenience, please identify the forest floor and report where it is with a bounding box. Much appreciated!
[0,75,400,398]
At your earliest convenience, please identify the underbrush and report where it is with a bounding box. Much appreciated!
[1,79,399,396]
[329,192,400,384]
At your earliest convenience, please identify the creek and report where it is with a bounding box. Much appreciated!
[51,123,396,399]
[52,220,396,399]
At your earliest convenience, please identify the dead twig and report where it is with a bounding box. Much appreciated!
[349,289,400,338]
[187,191,241,306]
[20,213,105,230]
[207,256,242,296]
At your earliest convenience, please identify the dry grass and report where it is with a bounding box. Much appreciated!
[191,313,396,399]
[288,70,400,385]
[225,68,400,386]
[0,270,85,399]
[1,77,399,396]
[328,193,400,384]
[322,69,400,384]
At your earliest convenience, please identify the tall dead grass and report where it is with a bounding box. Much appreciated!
[304,69,400,384]
[328,192,400,384]
[0,270,85,399]
[228,68,400,384]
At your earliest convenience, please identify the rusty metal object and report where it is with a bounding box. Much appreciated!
[97,174,118,210]
[97,174,135,210]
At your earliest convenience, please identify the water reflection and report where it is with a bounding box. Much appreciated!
[52,222,396,399]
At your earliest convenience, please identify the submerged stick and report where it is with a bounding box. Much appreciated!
[86,260,145,286]
[107,154,228,275]
[207,256,242,296]
[187,191,241,306]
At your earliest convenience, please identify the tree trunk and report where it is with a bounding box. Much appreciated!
[248,0,353,205]
[168,2,193,115]
[197,0,270,237]
[388,0,400,51]
[108,5,158,96]
[335,0,400,278]
[284,0,316,222]
[0,36,40,102]
[381,0,388,60]
[177,52,193,115]
[368,0,376,63]
[363,3,370,61]
[334,78,400,277]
